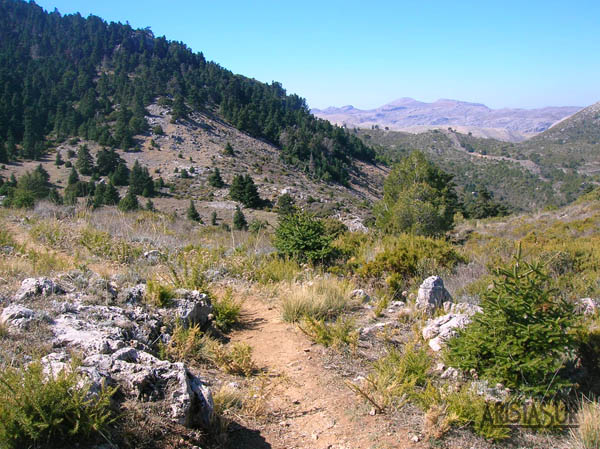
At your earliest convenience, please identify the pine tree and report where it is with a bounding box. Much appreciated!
[118,188,139,211]
[187,200,201,222]
[233,206,247,230]
[76,145,94,175]
[55,151,64,166]
[0,143,8,164]
[68,168,80,186]
[242,174,261,208]
[229,175,245,203]
[93,183,107,208]
[277,193,296,216]
[48,188,63,204]
[211,210,218,225]
[208,167,224,188]
[145,199,155,211]
[223,142,235,156]
[103,182,120,205]
[111,162,130,186]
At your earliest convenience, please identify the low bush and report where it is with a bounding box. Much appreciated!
[145,279,175,307]
[299,316,358,350]
[160,321,215,363]
[0,362,116,449]
[211,342,257,377]
[212,289,242,332]
[445,253,579,397]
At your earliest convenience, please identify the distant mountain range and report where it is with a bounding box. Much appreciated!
[312,98,582,142]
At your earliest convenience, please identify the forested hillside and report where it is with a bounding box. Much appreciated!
[358,127,595,211]
[0,0,373,184]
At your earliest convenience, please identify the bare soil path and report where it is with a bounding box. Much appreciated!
[227,294,417,449]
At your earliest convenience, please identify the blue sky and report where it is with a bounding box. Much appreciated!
[34,0,600,110]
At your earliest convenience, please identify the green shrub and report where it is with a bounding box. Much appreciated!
[0,362,115,449]
[212,289,242,332]
[366,343,432,409]
[359,234,466,288]
[211,342,257,377]
[145,279,175,307]
[445,253,579,397]
[160,321,215,363]
[273,211,334,264]
[299,316,358,350]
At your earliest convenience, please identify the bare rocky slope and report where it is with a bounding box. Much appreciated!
[312,98,581,142]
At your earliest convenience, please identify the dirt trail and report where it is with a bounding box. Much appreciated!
[228,295,417,449]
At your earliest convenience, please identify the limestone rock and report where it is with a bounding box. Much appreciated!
[576,298,599,316]
[14,277,64,301]
[416,276,452,313]
[173,289,213,327]
[0,304,36,329]
[422,311,474,352]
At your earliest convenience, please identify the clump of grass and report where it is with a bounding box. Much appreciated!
[27,248,72,275]
[0,321,8,338]
[211,342,257,377]
[160,321,216,363]
[281,277,355,322]
[254,256,301,284]
[212,288,242,332]
[0,361,116,449]
[367,343,432,409]
[29,220,67,249]
[79,227,141,264]
[571,398,600,449]
[145,279,175,307]
[0,228,15,246]
[299,316,358,350]
[212,384,244,417]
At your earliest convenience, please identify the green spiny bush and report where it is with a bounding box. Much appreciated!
[298,316,358,350]
[0,362,116,449]
[445,252,579,397]
[212,289,242,332]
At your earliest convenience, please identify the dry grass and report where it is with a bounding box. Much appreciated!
[280,277,357,322]
[571,398,600,449]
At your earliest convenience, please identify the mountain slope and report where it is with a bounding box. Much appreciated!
[312,98,581,142]
[0,0,373,185]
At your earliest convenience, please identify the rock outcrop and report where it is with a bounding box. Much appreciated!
[5,274,215,429]
[416,276,452,313]
[13,277,65,301]
[422,303,482,351]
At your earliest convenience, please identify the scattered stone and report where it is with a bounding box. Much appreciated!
[360,321,395,337]
[143,250,162,264]
[173,289,213,327]
[122,284,146,303]
[416,276,452,313]
[14,277,65,301]
[440,367,461,380]
[422,312,473,352]
[576,297,599,316]
[0,304,36,329]
[351,289,370,302]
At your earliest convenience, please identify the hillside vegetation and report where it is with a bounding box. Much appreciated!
[0,0,373,184]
